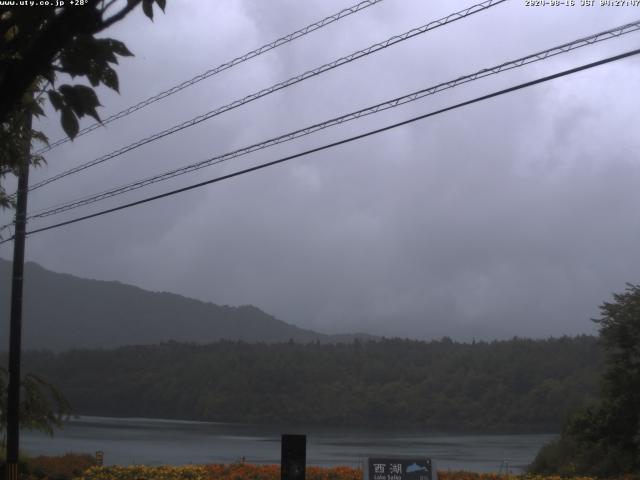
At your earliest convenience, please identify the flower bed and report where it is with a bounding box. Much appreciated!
[76,464,363,480]
[74,464,619,480]
[10,458,632,480]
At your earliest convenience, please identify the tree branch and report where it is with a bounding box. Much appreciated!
[101,0,142,29]
[100,0,120,15]
[0,5,105,122]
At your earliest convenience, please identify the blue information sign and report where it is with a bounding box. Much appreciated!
[367,458,434,480]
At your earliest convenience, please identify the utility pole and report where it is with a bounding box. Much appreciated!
[5,109,32,480]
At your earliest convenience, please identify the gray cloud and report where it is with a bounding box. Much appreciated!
[2,0,639,341]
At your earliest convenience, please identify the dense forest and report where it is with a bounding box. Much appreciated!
[11,336,602,432]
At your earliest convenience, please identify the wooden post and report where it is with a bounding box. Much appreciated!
[281,434,306,480]
[5,110,32,480]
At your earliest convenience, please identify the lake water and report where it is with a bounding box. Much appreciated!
[21,416,556,473]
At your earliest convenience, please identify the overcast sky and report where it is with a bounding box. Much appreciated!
[2,0,639,340]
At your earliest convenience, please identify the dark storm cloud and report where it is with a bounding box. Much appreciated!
[2,0,639,340]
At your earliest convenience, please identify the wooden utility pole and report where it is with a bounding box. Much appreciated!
[5,110,32,480]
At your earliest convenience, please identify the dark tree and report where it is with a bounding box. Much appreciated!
[530,284,640,476]
[0,0,166,207]
[0,366,72,444]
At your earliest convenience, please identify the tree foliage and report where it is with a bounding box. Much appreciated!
[0,91,45,211]
[0,366,72,444]
[530,284,640,476]
[10,335,602,432]
[0,0,166,208]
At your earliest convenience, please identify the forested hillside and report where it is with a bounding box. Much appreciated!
[16,336,602,432]
[0,259,374,349]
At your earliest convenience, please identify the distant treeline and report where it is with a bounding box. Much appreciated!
[12,336,602,432]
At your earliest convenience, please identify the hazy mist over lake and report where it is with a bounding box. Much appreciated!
[22,416,556,473]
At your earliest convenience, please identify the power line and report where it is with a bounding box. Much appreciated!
[34,0,386,155]
[26,0,506,193]
[4,47,636,244]
[24,19,640,221]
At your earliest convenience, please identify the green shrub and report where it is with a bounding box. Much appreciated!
[529,434,639,478]
[25,453,95,480]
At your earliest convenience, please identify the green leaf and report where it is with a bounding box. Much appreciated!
[31,130,49,147]
[3,24,19,45]
[86,68,100,87]
[94,39,118,64]
[41,66,56,84]
[59,35,124,80]
[58,35,93,76]
[30,153,47,167]
[101,65,119,93]
[58,84,102,122]
[31,101,45,118]
[85,106,101,123]
[107,39,133,58]
[142,0,154,20]
[60,107,79,139]
[47,90,64,111]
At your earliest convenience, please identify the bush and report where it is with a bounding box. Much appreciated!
[24,453,95,480]
[528,437,581,476]
[529,435,640,479]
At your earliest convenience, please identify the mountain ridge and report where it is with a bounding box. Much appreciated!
[0,258,377,350]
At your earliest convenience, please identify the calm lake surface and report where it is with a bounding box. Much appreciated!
[22,416,556,473]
